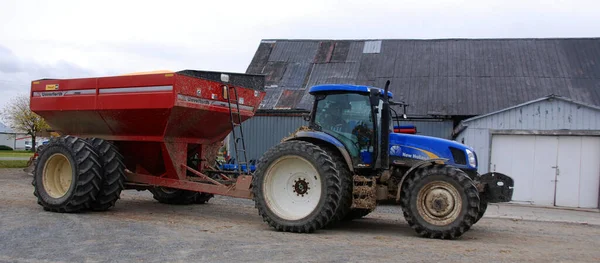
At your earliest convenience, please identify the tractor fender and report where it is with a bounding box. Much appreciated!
[284,130,354,172]
[395,158,449,202]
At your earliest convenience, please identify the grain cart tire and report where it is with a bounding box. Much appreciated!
[343,208,373,221]
[194,193,214,204]
[252,140,343,233]
[149,187,198,205]
[32,136,103,213]
[401,164,480,239]
[86,138,126,211]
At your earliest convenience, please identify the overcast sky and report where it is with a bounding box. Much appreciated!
[0,0,598,113]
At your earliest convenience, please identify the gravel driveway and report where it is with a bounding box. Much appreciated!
[1,168,599,262]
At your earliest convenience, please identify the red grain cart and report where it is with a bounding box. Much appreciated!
[30,70,265,211]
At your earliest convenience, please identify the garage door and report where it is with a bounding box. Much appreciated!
[490,135,600,208]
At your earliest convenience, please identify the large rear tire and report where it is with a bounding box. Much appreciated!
[86,138,126,211]
[323,147,353,228]
[32,136,103,213]
[252,140,343,233]
[401,164,480,239]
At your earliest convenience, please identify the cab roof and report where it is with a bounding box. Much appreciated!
[309,84,393,98]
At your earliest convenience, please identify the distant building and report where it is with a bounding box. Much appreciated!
[0,122,36,150]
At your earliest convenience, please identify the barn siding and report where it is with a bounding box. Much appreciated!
[228,116,308,162]
[456,97,600,173]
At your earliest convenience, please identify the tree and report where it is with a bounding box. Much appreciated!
[1,94,50,152]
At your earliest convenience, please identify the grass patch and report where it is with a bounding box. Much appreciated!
[0,151,33,157]
[0,160,29,168]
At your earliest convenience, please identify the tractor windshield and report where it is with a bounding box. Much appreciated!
[314,93,377,166]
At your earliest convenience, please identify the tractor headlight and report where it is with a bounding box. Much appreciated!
[466,149,476,167]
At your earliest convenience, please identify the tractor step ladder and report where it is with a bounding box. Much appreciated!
[225,85,249,174]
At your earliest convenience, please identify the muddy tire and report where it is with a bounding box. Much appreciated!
[474,199,488,223]
[86,138,126,211]
[149,187,198,205]
[401,164,480,239]
[32,136,103,213]
[252,140,342,233]
[323,147,353,227]
[343,208,373,221]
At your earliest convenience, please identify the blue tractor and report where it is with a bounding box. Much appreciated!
[251,81,514,239]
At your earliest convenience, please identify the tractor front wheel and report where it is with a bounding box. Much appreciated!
[252,140,343,233]
[32,136,103,212]
[401,164,480,239]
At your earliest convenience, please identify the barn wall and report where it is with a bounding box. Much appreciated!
[456,98,600,173]
[228,115,307,162]
[398,119,454,139]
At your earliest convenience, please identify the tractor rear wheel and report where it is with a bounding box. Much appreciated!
[252,140,343,233]
[323,147,353,227]
[401,164,480,239]
[149,187,198,205]
[32,136,103,212]
[86,138,126,211]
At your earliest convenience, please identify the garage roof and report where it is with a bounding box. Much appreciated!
[246,38,600,117]
[0,122,14,134]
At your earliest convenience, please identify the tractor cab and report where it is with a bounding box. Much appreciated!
[306,84,392,170]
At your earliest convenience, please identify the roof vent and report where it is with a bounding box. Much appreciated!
[363,40,381,53]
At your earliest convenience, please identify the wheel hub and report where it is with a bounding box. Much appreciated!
[424,188,455,217]
[293,178,310,196]
[416,181,462,226]
[42,153,73,199]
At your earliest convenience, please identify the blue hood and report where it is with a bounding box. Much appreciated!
[389,133,477,169]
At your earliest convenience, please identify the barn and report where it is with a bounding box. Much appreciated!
[228,38,600,209]
[454,95,600,208]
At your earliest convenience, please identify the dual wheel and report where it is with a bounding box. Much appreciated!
[252,140,481,239]
[32,136,126,212]
[32,135,213,211]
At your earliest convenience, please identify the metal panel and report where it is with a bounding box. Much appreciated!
[279,63,312,88]
[467,98,600,131]
[490,134,537,204]
[398,120,454,139]
[579,137,600,208]
[305,63,360,87]
[363,40,381,53]
[228,115,307,161]
[555,136,582,207]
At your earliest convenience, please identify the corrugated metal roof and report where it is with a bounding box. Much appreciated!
[363,40,382,53]
[246,38,600,116]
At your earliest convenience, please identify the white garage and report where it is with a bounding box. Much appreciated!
[490,134,600,208]
[455,95,600,209]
